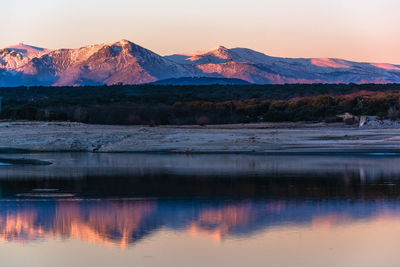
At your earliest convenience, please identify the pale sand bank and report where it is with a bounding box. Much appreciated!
[0,121,400,153]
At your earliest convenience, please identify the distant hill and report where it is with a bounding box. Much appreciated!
[150,77,251,85]
[1,39,400,86]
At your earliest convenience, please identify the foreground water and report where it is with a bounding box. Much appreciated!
[1,153,400,266]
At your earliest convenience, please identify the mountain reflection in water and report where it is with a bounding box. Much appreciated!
[1,153,400,250]
[1,199,400,248]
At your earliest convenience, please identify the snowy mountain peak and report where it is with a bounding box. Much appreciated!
[177,45,238,64]
[172,46,273,65]
[0,43,50,70]
[115,39,131,45]
[213,45,228,51]
[106,39,139,49]
[3,43,51,58]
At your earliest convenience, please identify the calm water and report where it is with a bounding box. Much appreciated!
[1,153,400,266]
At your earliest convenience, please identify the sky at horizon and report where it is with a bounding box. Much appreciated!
[1,0,400,64]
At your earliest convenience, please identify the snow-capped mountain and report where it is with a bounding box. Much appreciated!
[1,40,400,86]
[166,46,400,84]
[0,40,193,86]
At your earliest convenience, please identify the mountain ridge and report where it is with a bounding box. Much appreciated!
[1,40,400,86]
[150,77,251,85]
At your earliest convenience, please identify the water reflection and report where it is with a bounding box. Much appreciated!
[1,153,400,266]
[1,198,400,248]
[3,152,400,180]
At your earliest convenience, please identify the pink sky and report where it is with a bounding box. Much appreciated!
[1,0,400,64]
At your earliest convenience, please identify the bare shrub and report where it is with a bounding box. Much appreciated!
[387,106,399,121]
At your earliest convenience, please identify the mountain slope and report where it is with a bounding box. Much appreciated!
[1,40,400,86]
[166,46,400,84]
[1,40,194,86]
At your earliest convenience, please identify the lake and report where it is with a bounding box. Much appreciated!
[0,153,400,266]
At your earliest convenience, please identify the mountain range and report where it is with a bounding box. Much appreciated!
[1,39,400,86]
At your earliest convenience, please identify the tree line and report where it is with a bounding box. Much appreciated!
[1,83,400,125]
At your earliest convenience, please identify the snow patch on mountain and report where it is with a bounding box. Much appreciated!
[311,58,351,68]
[371,63,400,71]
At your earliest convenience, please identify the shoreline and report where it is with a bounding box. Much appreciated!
[0,121,399,154]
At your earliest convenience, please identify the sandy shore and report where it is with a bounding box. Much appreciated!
[0,121,400,153]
